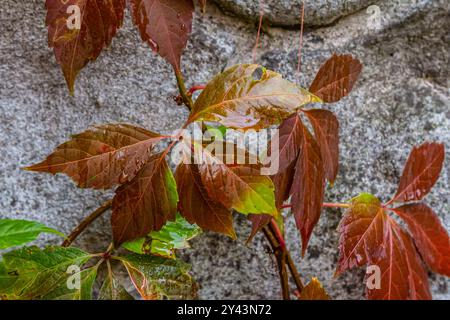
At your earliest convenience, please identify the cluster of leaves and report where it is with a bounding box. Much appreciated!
[336,142,450,299]
[0,51,360,300]
[45,0,200,94]
[248,55,362,255]
[1,0,447,301]
[0,215,199,300]
[24,54,360,249]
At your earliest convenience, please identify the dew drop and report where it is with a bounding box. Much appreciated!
[180,23,186,31]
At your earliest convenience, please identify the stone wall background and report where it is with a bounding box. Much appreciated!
[0,0,449,299]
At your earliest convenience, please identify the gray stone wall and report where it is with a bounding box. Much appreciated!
[0,0,449,299]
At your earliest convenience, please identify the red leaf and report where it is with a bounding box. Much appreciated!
[271,161,295,209]
[192,142,277,216]
[393,203,450,276]
[302,109,339,183]
[175,163,236,239]
[25,124,164,189]
[337,193,431,300]
[247,214,272,244]
[309,54,362,103]
[45,0,125,94]
[290,121,325,256]
[272,114,303,172]
[391,142,445,203]
[130,0,194,71]
[112,153,178,245]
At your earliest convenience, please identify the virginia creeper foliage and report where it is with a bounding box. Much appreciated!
[0,2,448,301]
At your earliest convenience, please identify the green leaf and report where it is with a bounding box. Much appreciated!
[0,219,65,250]
[99,272,134,300]
[41,266,98,300]
[0,246,91,300]
[0,260,18,297]
[122,213,201,258]
[188,64,321,130]
[119,254,197,300]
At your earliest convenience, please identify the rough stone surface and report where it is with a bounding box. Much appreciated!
[213,0,380,26]
[1,1,449,299]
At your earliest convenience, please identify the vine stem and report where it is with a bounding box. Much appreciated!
[280,202,350,209]
[268,219,304,293]
[62,200,113,247]
[262,226,290,299]
[174,69,194,111]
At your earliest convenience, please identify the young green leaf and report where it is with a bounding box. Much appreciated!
[0,260,18,297]
[188,64,321,129]
[393,203,450,277]
[309,54,362,103]
[299,278,330,300]
[130,0,194,71]
[99,271,134,300]
[42,266,98,300]
[45,0,126,94]
[0,246,91,300]
[26,124,165,189]
[302,109,340,183]
[122,213,201,258]
[120,254,197,300]
[336,194,431,300]
[0,219,64,250]
[391,142,445,203]
[112,153,178,245]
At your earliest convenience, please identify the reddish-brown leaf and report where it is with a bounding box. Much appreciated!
[309,54,362,103]
[391,142,445,203]
[272,114,303,173]
[130,0,194,71]
[337,193,431,300]
[112,153,178,245]
[45,0,125,94]
[302,109,339,183]
[299,278,330,300]
[394,203,450,276]
[271,161,295,209]
[247,214,272,243]
[175,163,236,239]
[188,64,321,130]
[26,124,164,189]
[191,141,277,216]
[290,121,325,256]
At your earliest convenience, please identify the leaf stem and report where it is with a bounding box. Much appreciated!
[188,85,206,96]
[269,219,286,250]
[174,69,194,111]
[62,200,113,247]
